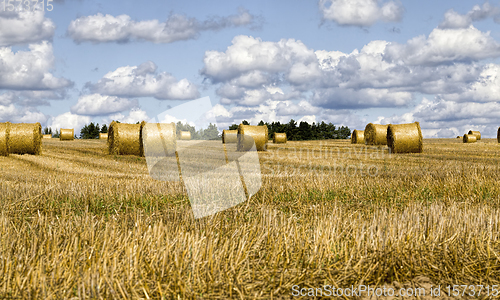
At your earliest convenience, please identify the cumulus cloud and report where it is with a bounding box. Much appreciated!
[385,26,500,65]
[106,109,149,124]
[86,61,199,100]
[319,0,404,27]
[0,42,73,90]
[311,87,412,109]
[0,10,55,46]
[0,105,47,123]
[71,94,138,115]
[439,3,500,29]
[48,112,91,133]
[67,8,259,44]
[441,63,500,102]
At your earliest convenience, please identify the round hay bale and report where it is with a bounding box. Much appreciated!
[237,124,268,151]
[387,122,423,153]
[42,134,52,139]
[179,131,191,140]
[351,130,364,144]
[142,122,176,157]
[273,132,287,144]
[457,136,461,138]
[463,134,477,143]
[99,133,108,140]
[468,130,481,140]
[60,129,74,141]
[108,121,145,156]
[9,123,42,155]
[222,129,238,143]
[0,122,10,156]
[364,123,389,145]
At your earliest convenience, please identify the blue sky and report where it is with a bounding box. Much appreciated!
[1,0,500,137]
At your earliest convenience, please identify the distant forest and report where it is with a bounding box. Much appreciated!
[43,119,351,140]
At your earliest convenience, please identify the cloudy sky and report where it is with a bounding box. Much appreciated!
[1,0,500,137]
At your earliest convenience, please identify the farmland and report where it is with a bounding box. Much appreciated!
[1,138,500,299]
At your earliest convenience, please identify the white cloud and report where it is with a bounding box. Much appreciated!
[441,63,500,102]
[71,94,138,115]
[311,87,412,109]
[0,10,55,46]
[385,26,500,65]
[48,112,91,133]
[67,9,258,44]
[439,3,500,29]
[106,109,149,124]
[319,0,404,27]
[0,42,72,90]
[87,61,199,100]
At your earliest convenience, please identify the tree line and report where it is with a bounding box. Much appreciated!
[43,119,351,140]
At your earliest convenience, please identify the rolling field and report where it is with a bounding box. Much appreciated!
[1,138,500,299]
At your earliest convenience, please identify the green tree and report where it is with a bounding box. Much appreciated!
[286,119,298,140]
[258,120,265,126]
[242,120,250,125]
[229,124,239,130]
[298,121,312,140]
[201,123,220,140]
[100,124,108,133]
[43,127,53,136]
[80,122,100,139]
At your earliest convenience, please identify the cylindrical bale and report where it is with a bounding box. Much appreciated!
[0,122,10,156]
[364,123,389,145]
[351,130,364,144]
[108,121,145,156]
[463,134,477,143]
[179,131,191,140]
[222,129,238,143]
[99,133,108,140]
[237,124,268,151]
[387,122,423,153]
[468,130,481,140]
[60,129,74,141]
[457,136,461,138]
[142,122,176,157]
[273,132,287,144]
[9,123,42,155]
[42,134,52,139]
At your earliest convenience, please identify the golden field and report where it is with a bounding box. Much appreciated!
[0,138,499,299]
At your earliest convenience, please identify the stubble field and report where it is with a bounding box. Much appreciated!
[0,138,499,299]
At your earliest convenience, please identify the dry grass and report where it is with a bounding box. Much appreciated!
[1,138,500,298]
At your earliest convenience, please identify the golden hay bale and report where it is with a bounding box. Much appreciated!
[99,133,108,140]
[273,132,287,144]
[108,121,145,156]
[142,122,176,157]
[179,131,191,140]
[0,122,10,156]
[222,129,238,143]
[237,124,268,151]
[463,134,477,143]
[468,130,481,140]
[59,129,74,141]
[457,136,461,138]
[9,123,42,155]
[387,122,423,153]
[364,123,389,145]
[42,134,52,139]
[350,130,364,144]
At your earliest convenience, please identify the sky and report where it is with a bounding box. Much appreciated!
[1,0,500,138]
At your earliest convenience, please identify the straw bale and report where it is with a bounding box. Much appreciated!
[351,130,364,144]
[468,130,481,140]
[179,131,191,140]
[457,136,461,138]
[142,122,176,157]
[9,122,42,155]
[237,124,268,151]
[0,122,10,156]
[60,128,74,141]
[99,133,108,140]
[108,121,145,156]
[273,132,287,144]
[222,130,238,143]
[463,134,477,143]
[42,134,52,139]
[364,123,389,145]
[387,122,423,153]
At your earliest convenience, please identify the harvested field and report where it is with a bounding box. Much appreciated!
[1,138,500,299]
